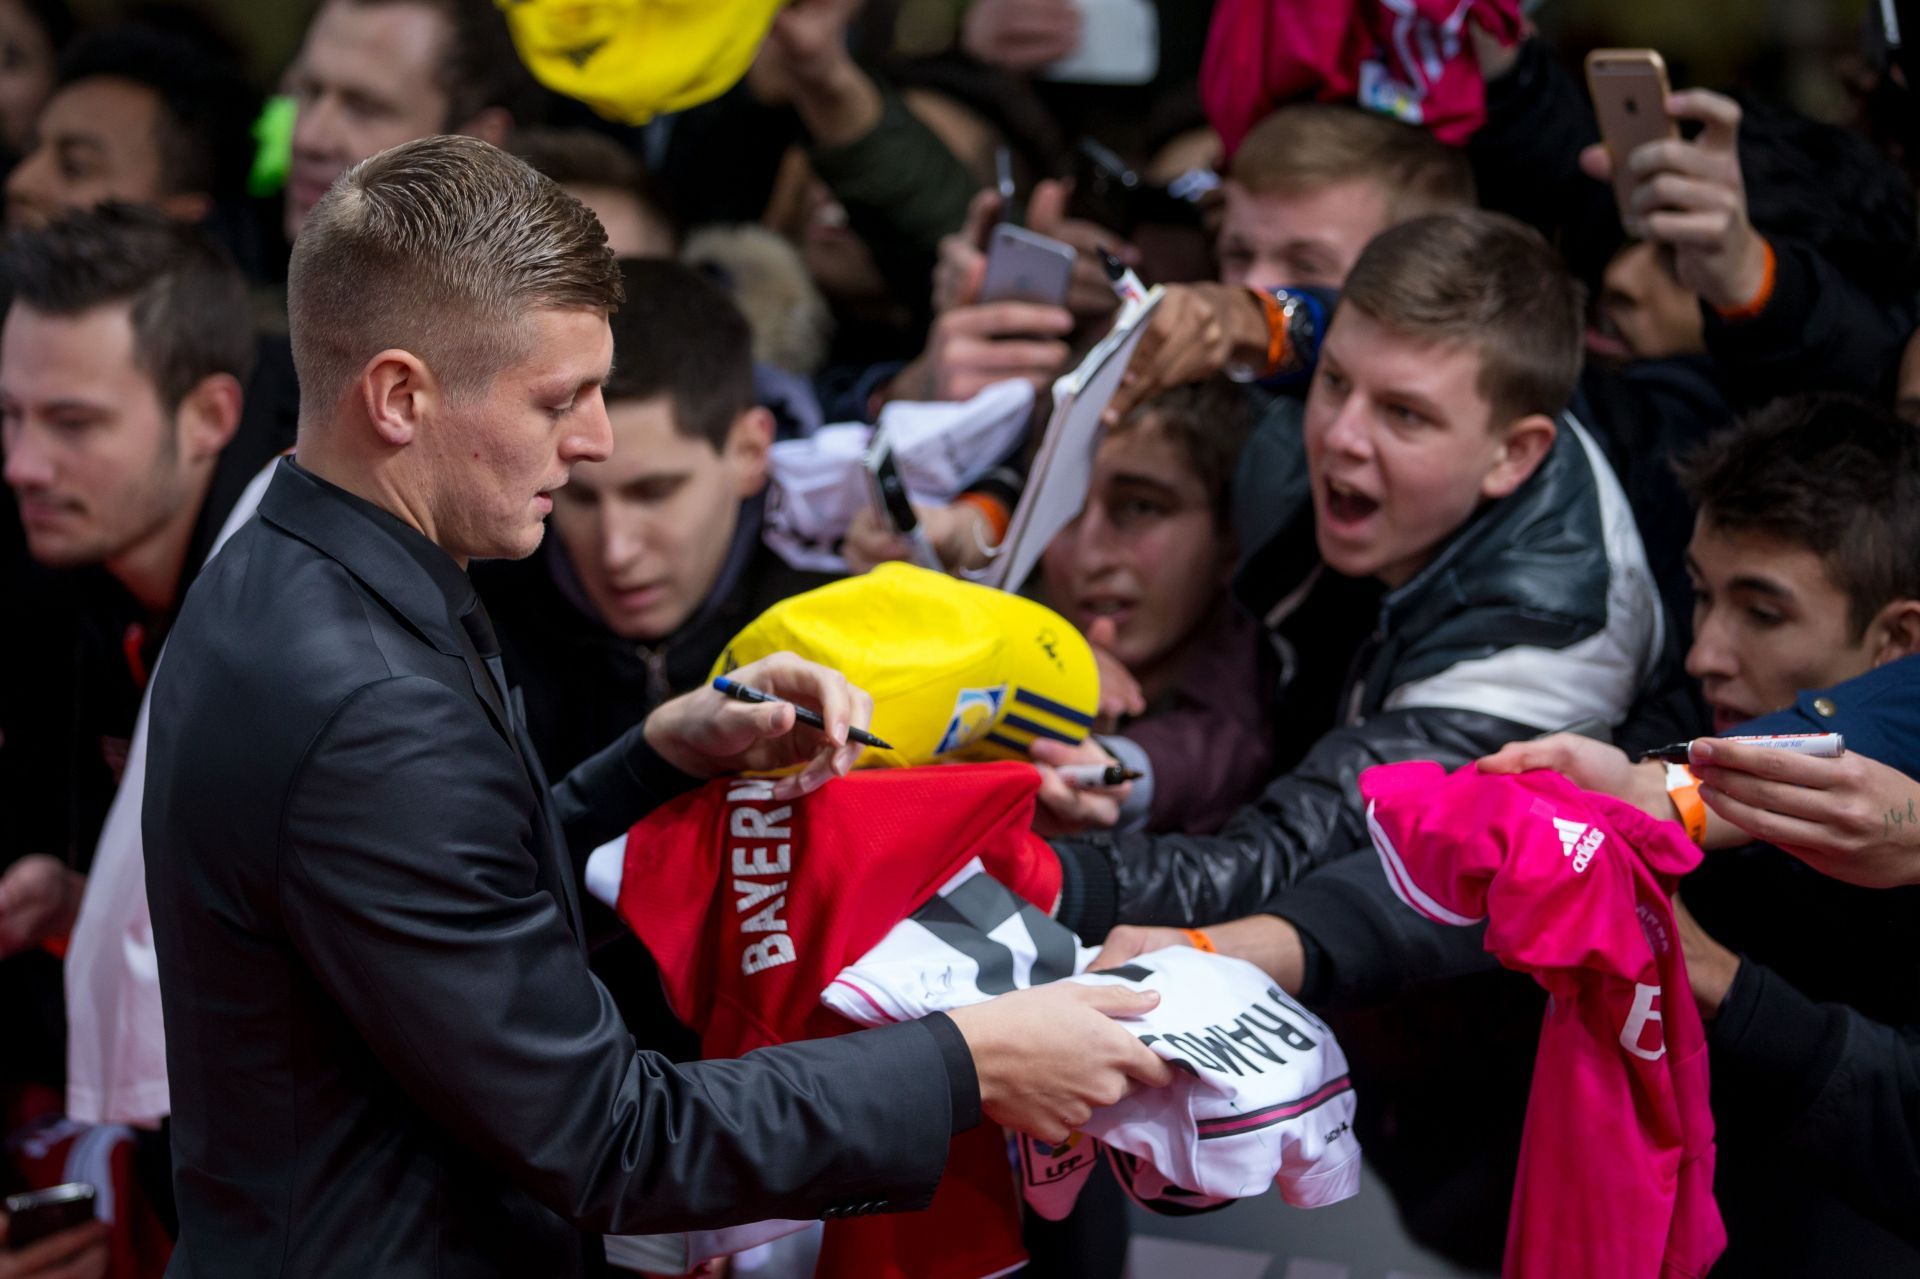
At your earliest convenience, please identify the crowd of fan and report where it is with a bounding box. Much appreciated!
[1,0,1917,1276]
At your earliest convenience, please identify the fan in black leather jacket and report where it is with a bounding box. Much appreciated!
[1052,392,1666,1006]
[1049,392,1667,1265]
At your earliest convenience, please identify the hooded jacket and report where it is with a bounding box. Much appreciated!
[476,493,836,780]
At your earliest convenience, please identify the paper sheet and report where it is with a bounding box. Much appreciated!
[977,287,1164,591]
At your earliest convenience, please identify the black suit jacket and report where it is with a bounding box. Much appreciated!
[143,460,976,1277]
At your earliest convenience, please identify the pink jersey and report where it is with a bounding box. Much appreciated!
[1201,0,1524,156]
[1360,761,1725,1279]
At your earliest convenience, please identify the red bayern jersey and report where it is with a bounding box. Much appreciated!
[614,762,1062,1279]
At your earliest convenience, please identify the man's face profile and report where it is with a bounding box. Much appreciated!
[1683,520,1888,733]
[284,0,456,241]
[0,300,192,568]
[1588,241,1704,366]
[420,306,614,564]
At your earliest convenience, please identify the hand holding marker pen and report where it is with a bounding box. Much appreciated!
[712,677,892,750]
[1055,762,1143,789]
[1640,732,1843,763]
[712,677,1133,778]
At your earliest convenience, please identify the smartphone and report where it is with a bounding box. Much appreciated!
[979,223,1076,308]
[1036,0,1158,86]
[1585,49,1678,222]
[862,430,942,571]
[5,1184,96,1249]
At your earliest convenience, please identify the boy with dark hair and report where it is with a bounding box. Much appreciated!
[1,205,259,906]
[0,205,266,1261]
[1483,393,1920,1274]
[479,256,834,779]
[1674,394,1920,730]
[4,23,259,230]
[1039,377,1277,835]
[1052,210,1664,1265]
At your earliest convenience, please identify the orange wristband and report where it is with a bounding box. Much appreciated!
[1713,237,1777,323]
[954,492,1010,544]
[1665,763,1708,846]
[1180,927,1218,954]
[1246,288,1289,378]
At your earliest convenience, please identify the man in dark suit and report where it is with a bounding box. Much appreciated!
[140,134,1170,1278]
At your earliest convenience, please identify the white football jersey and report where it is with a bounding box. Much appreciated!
[823,862,1362,1213]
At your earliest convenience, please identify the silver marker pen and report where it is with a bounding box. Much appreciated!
[1641,732,1844,763]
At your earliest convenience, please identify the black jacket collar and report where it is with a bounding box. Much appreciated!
[259,457,481,661]
[1233,399,1614,714]
[258,459,525,749]
[258,457,587,938]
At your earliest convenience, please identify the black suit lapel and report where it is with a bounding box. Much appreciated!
[457,598,587,942]
[510,686,587,942]
[261,460,590,943]
[451,615,516,745]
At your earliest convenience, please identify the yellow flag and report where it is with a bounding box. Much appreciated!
[497,0,785,124]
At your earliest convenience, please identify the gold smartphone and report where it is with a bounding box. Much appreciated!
[1585,49,1678,222]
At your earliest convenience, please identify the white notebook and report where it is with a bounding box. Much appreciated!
[977,286,1164,592]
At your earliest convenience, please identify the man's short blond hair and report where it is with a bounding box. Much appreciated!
[288,134,623,422]
[1229,104,1475,222]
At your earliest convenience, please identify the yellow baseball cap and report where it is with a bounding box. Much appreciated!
[712,564,1100,768]
[496,0,783,125]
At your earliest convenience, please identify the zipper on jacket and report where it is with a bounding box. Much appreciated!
[1343,623,1387,726]
[636,643,672,706]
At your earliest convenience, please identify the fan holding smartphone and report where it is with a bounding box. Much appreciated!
[887,188,1078,407]
[1581,50,1775,320]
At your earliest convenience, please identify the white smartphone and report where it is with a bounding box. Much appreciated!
[1037,0,1158,85]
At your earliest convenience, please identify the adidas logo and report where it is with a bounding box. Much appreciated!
[1553,817,1605,873]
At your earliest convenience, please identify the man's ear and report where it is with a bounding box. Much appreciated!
[175,372,244,463]
[1867,598,1920,666]
[358,349,436,449]
[1480,413,1557,502]
[456,107,513,149]
[723,405,776,498]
